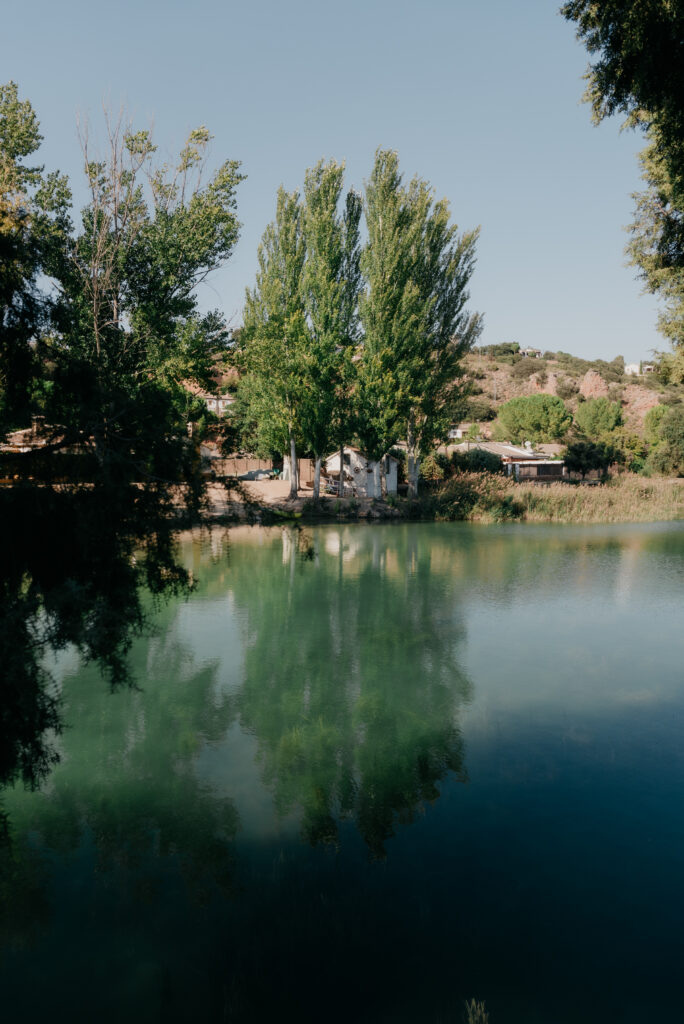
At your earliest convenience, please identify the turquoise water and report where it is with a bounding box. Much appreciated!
[2,522,684,1022]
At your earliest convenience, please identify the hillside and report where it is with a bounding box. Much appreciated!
[461,346,684,439]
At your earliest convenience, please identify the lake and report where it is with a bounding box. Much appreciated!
[2,521,684,1023]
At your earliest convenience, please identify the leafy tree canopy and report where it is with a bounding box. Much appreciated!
[562,1,684,347]
[574,396,623,437]
[497,393,572,442]
[564,439,621,478]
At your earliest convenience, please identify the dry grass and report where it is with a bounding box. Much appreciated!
[510,474,683,524]
[425,473,683,524]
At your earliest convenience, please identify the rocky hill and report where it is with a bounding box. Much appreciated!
[461,346,683,438]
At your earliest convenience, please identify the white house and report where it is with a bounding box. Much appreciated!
[625,363,640,376]
[199,392,235,417]
[324,447,398,498]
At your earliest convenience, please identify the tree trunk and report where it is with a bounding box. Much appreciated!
[313,455,321,501]
[289,433,298,498]
[372,460,381,498]
[338,444,344,497]
[407,421,419,498]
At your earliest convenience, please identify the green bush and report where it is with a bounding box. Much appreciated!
[511,357,545,381]
[564,440,621,478]
[451,449,504,474]
[466,396,497,421]
[644,404,668,442]
[573,397,622,438]
[497,393,572,442]
[555,376,579,400]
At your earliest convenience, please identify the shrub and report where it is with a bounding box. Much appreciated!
[644,404,668,442]
[466,396,496,421]
[573,397,622,438]
[556,376,579,400]
[564,440,621,478]
[451,449,503,474]
[511,357,545,381]
[497,394,572,442]
[419,452,446,481]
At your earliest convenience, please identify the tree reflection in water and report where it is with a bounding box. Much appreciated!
[0,485,238,953]
[0,484,191,792]
[231,525,473,859]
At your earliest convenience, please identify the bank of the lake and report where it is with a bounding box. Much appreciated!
[201,472,683,525]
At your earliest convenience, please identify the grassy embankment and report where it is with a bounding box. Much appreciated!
[411,473,683,524]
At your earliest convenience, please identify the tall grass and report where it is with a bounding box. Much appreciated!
[423,473,683,524]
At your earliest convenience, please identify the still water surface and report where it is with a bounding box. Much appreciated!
[2,522,684,1022]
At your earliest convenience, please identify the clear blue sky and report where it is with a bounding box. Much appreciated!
[1,0,663,362]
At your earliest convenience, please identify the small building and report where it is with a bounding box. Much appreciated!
[448,423,474,440]
[520,347,542,359]
[625,362,655,377]
[197,391,235,418]
[324,447,398,498]
[452,440,566,480]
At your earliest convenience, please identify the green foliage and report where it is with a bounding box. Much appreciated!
[573,396,623,437]
[478,341,519,357]
[241,187,307,457]
[497,393,572,442]
[465,396,496,421]
[0,82,71,432]
[646,405,684,475]
[564,440,621,478]
[511,356,545,380]
[451,448,504,474]
[562,2,684,350]
[654,347,684,384]
[555,375,580,399]
[0,83,245,531]
[628,133,684,348]
[358,149,482,495]
[644,403,668,442]
[612,428,648,472]
[300,160,361,469]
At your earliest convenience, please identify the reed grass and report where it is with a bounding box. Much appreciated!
[425,473,683,524]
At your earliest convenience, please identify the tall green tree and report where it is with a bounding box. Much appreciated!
[48,116,243,489]
[0,81,70,433]
[242,188,307,498]
[627,134,684,353]
[300,161,362,499]
[562,1,684,349]
[357,151,413,491]
[359,150,481,497]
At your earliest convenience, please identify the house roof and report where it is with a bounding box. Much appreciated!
[324,445,398,464]
[452,440,542,460]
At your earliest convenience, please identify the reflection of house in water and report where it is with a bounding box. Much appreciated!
[324,528,364,564]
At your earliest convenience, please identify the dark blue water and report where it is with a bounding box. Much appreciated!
[2,522,683,1022]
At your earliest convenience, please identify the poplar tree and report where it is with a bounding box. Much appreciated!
[242,188,307,498]
[359,150,482,497]
[300,161,361,499]
[357,151,411,493]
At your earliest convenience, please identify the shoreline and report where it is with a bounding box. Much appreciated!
[195,474,684,526]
